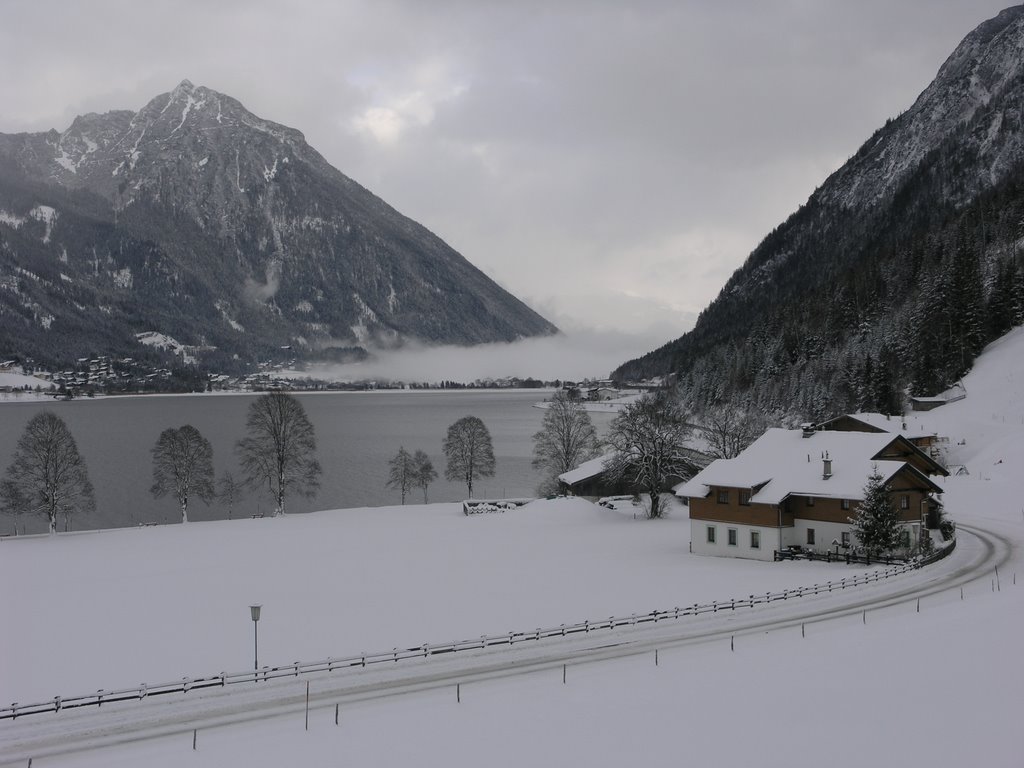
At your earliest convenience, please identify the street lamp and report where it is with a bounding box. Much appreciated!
[250,604,262,676]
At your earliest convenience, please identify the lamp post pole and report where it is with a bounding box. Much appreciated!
[250,605,262,678]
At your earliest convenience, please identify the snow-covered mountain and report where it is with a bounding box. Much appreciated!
[615,6,1024,419]
[0,81,556,371]
[821,6,1024,210]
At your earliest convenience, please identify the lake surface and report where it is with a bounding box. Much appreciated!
[0,390,615,533]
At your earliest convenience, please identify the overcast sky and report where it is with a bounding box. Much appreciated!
[0,0,1013,366]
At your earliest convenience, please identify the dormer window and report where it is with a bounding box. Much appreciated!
[717,490,729,504]
[739,490,751,506]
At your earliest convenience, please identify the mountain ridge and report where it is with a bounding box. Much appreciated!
[0,81,556,374]
[614,6,1024,421]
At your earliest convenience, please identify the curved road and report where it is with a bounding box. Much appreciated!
[0,522,1013,766]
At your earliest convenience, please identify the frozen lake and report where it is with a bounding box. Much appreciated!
[0,390,615,533]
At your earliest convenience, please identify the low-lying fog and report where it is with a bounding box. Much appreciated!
[297,329,671,384]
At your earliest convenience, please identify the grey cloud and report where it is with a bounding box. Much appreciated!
[0,0,1009,355]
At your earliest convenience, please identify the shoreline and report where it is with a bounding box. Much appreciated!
[0,386,561,405]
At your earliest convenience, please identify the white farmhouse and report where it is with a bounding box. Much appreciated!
[675,427,947,562]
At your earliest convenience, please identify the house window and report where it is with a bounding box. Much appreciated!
[739,490,751,506]
[750,531,760,549]
[727,528,737,546]
[807,528,815,546]
[805,496,815,507]
[841,531,850,547]
[841,499,851,511]
[900,529,911,547]
[707,525,716,544]
[717,490,729,504]
[900,495,910,510]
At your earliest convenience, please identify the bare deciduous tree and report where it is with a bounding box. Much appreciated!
[604,393,701,519]
[413,450,438,503]
[217,470,244,520]
[386,446,416,504]
[150,425,216,523]
[443,416,495,498]
[532,391,600,494]
[236,392,321,516]
[698,405,768,459]
[0,411,96,534]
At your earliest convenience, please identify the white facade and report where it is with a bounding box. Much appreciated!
[787,520,853,553]
[691,520,781,562]
[693,519,920,561]
[788,519,919,555]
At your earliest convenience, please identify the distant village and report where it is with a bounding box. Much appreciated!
[0,356,666,399]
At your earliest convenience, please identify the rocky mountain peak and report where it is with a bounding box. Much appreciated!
[0,80,557,371]
[817,6,1024,211]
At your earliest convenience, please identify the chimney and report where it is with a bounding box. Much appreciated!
[822,451,832,480]
[801,423,815,438]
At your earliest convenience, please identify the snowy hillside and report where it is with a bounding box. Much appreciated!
[0,370,53,392]
[2,327,1023,766]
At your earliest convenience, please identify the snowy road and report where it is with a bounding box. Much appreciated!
[0,523,1009,766]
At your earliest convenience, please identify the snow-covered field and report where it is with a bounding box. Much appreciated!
[3,328,1024,767]
[0,370,53,402]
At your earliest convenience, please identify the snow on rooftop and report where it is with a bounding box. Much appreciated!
[675,428,918,504]
[558,451,614,485]
[832,411,936,439]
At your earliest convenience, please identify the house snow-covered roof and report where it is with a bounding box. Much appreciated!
[558,452,615,485]
[818,412,937,441]
[674,428,940,505]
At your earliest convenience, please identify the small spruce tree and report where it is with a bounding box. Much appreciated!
[850,466,903,556]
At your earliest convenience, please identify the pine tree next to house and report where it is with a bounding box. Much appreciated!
[850,466,903,556]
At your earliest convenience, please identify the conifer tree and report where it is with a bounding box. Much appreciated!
[849,466,903,556]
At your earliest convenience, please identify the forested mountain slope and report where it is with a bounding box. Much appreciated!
[614,6,1024,421]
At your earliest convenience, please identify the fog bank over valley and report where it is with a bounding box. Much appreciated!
[298,329,676,384]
